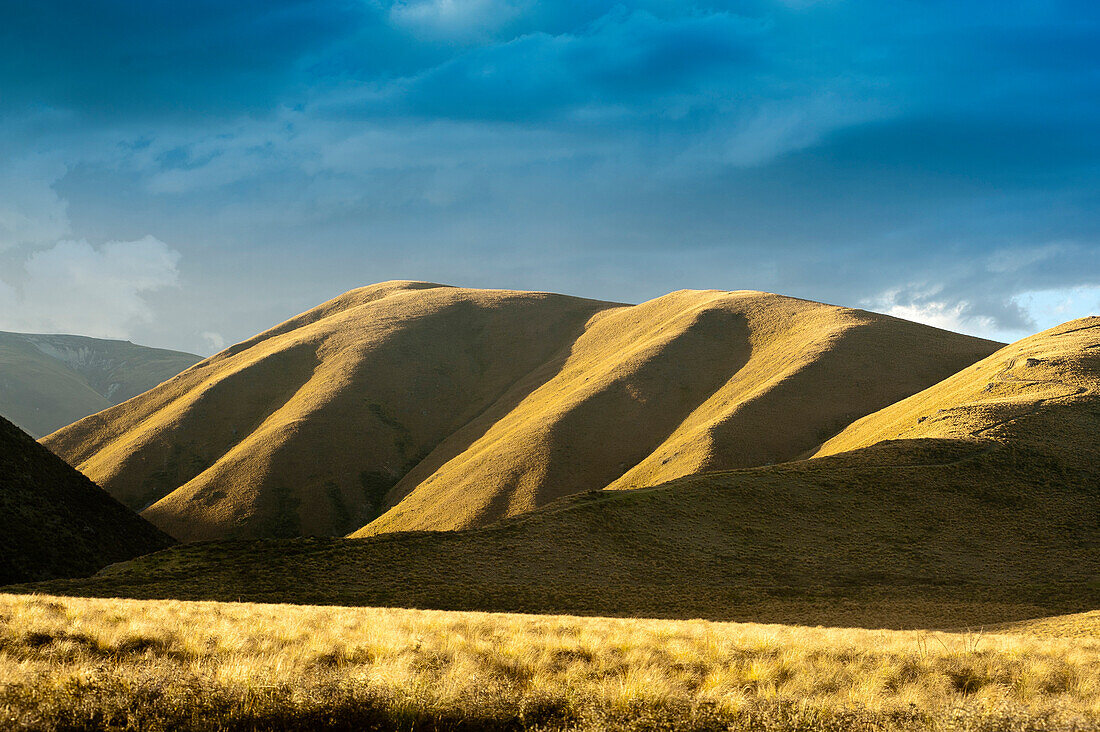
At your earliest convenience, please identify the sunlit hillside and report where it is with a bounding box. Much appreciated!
[43,282,999,541]
[43,282,615,540]
[360,287,1000,536]
[813,316,1100,461]
[22,318,1097,629]
[1,593,1097,732]
[0,332,199,438]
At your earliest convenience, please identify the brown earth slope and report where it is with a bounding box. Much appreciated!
[0,414,174,584]
[17,319,1098,629]
[44,283,999,542]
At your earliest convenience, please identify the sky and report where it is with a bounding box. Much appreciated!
[0,0,1098,355]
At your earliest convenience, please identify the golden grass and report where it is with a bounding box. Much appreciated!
[18,320,1096,626]
[813,316,1100,461]
[362,289,997,536]
[43,282,998,541]
[992,611,1100,639]
[1,593,1097,731]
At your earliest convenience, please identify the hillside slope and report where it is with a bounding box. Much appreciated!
[360,289,1000,535]
[45,283,616,540]
[44,283,998,542]
[0,332,200,437]
[18,438,1096,628]
[812,316,1100,464]
[0,415,174,584]
[18,319,1097,629]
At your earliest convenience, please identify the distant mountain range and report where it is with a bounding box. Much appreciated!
[43,281,1000,541]
[0,331,200,437]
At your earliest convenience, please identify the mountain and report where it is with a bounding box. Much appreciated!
[0,414,174,585]
[357,288,1000,537]
[42,282,1000,542]
[0,331,200,437]
[20,318,1098,629]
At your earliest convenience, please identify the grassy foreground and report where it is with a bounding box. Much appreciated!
[1,594,1097,731]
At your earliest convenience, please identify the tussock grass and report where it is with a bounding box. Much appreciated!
[1,594,1097,731]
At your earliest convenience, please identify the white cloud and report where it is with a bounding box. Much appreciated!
[0,236,181,339]
[863,287,999,339]
[882,299,997,337]
[1013,285,1100,333]
[0,155,70,251]
[201,331,226,353]
[866,282,1100,344]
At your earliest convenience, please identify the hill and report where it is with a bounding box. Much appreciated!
[0,331,200,437]
[0,414,174,584]
[18,318,1097,629]
[812,316,1100,463]
[43,282,999,542]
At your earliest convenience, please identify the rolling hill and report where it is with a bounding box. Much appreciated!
[812,316,1100,464]
[42,282,1000,542]
[0,331,200,437]
[16,318,1097,629]
[0,414,174,585]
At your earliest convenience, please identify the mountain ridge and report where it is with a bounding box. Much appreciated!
[17,317,1097,629]
[43,282,1002,541]
[0,414,175,584]
[0,331,200,437]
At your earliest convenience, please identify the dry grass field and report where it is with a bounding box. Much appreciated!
[1,593,1098,731]
[8,304,1096,730]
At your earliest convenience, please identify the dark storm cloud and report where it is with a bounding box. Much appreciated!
[0,0,365,118]
[387,10,768,121]
[0,0,1098,352]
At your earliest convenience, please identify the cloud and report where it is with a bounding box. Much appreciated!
[1014,285,1100,333]
[0,0,1096,353]
[0,237,181,339]
[864,273,1100,344]
[0,0,366,120]
[389,0,532,41]
[201,331,227,353]
[0,156,69,251]
[386,9,769,121]
[864,287,1000,339]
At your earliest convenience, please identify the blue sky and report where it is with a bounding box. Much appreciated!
[0,0,1097,354]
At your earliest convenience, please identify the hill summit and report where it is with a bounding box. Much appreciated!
[44,282,1001,541]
